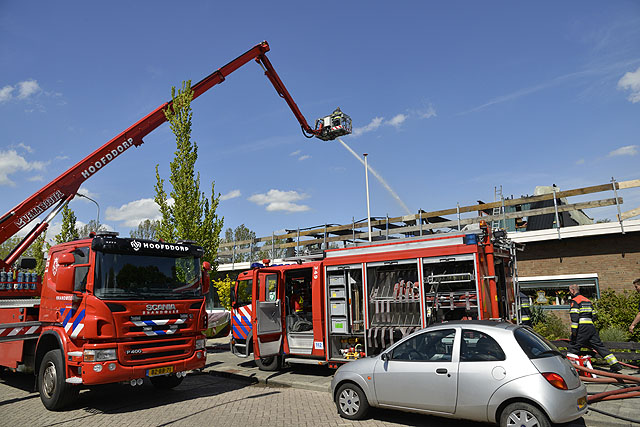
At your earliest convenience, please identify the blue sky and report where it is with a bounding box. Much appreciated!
[1,1,640,244]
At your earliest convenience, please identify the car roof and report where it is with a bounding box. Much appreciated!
[426,320,518,331]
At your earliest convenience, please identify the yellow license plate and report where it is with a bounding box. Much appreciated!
[577,396,587,410]
[147,366,174,377]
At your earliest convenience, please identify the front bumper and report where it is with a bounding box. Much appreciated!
[75,349,206,385]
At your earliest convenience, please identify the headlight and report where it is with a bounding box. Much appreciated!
[195,338,206,350]
[84,348,117,362]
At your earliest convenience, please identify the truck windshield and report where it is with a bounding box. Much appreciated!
[94,253,201,300]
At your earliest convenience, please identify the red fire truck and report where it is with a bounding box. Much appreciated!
[0,41,351,409]
[230,222,517,370]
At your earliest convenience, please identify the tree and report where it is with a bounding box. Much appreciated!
[55,205,79,244]
[77,219,108,238]
[154,80,223,268]
[32,233,47,277]
[223,224,256,262]
[130,219,160,240]
[212,275,233,311]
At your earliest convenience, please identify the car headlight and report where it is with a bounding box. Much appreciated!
[84,348,117,362]
[195,338,206,350]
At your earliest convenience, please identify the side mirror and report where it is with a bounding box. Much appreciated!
[58,253,75,266]
[230,288,237,309]
[381,352,390,362]
[19,257,37,270]
[202,271,210,295]
[56,265,75,293]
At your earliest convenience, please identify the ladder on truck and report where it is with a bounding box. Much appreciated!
[492,186,504,230]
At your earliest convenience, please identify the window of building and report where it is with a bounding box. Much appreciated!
[518,274,599,309]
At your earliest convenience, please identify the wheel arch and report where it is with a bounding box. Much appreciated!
[494,397,550,425]
[332,378,375,406]
[35,330,65,375]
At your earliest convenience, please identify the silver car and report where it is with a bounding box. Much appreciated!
[331,321,587,426]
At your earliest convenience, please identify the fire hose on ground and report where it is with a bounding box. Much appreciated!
[569,362,640,423]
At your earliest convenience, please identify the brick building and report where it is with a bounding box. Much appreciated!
[509,219,640,321]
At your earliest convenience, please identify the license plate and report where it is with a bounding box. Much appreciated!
[577,396,587,410]
[147,366,174,377]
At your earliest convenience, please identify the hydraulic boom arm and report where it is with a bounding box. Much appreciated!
[0,41,350,269]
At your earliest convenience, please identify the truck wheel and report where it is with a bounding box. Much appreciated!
[336,383,369,420]
[150,374,183,389]
[500,402,550,427]
[38,349,79,410]
[255,355,281,371]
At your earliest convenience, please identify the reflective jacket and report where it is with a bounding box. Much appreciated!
[569,294,594,331]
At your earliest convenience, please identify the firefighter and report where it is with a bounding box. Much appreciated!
[568,284,622,373]
[291,284,304,314]
[518,291,532,326]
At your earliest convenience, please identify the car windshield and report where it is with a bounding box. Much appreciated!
[94,252,201,300]
[514,327,562,359]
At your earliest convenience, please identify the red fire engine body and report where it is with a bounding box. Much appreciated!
[0,235,211,409]
[0,41,351,409]
[230,223,516,370]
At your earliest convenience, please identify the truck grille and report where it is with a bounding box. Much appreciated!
[119,337,193,365]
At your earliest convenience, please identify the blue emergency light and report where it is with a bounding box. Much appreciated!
[463,234,478,245]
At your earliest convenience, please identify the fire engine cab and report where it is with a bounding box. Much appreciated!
[230,222,517,370]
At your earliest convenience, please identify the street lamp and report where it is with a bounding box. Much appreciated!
[363,153,372,242]
[76,193,100,225]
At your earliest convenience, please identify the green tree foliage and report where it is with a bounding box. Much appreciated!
[257,237,289,260]
[77,219,108,238]
[130,219,160,240]
[212,275,233,311]
[55,205,79,244]
[0,234,46,276]
[594,289,640,341]
[224,224,256,262]
[154,81,223,268]
[32,233,47,277]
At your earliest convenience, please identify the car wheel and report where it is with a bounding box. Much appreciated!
[336,383,370,420]
[500,402,550,427]
[38,349,79,410]
[255,355,281,371]
[150,374,184,389]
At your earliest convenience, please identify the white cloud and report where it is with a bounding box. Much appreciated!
[0,80,40,103]
[17,80,40,99]
[16,143,34,153]
[77,186,99,200]
[352,117,384,137]
[608,145,638,157]
[0,85,15,102]
[420,104,437,119]
[28,175,45,182]
[0,149,47,186]
[575,158,585,165]
[248,189,310,213]
[290,150,301,157]
[298,155,311,161]
[387,114,407,127]
[618,66,640,103]
[105,197,169,227]
[220,189,241,201]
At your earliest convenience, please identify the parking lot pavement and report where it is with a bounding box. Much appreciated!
[204,337,640,427]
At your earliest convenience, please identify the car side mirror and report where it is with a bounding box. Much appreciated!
[381,352,390,362]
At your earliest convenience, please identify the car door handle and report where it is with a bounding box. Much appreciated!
[436,368,448,374]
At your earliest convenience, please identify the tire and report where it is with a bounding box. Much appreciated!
[150,374,184,389]
[500,402,551,427]
[335,383,370,420]
[38,349,79,410]
[255,355,281,371]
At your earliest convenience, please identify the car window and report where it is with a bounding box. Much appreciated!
[514,327,561,359]
[460,329,506,361]
[391,329,455,361]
